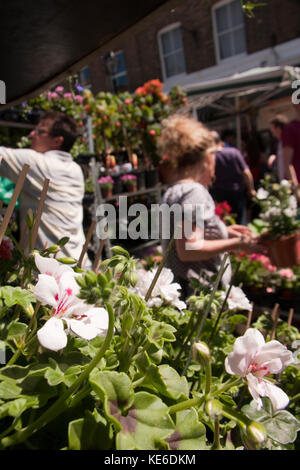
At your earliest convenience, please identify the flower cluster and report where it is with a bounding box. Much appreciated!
[98,175,114,189]
[121,173,137,186]
[131,267,186,311]
[33,253,109,351]
[226,328,294,411]
[215,201,236,225]
[253,176,300,239]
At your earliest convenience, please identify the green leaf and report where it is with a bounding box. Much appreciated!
[116,392,174,450]
[141,364,189,401]
[165,409,207,450]
[68,418,84,450]
[7,321,28,340]
[146,321,176,348]
[89,370,135,431]
[242,400,300,444]
[0,380,22,399]
[0,286,35,309]
[81,409,113,450]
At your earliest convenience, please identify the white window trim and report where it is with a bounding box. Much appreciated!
[212,0,247,64]
[158,22,186,81]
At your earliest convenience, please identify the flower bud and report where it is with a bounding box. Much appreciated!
[46,244,60,254]
[56,257,77,265]
[84,271,97,286]
[26,209,35,229]
[247,421,266,445]
[24,303,34,318]
[193,341,211,362]
[205,399,223,417]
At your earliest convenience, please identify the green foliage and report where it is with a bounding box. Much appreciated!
[0,240,298,451]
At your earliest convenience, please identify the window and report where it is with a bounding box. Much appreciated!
[213,0,246,61]
[111,51,128,93]
[159,24,186,79]
[78,66,91,88]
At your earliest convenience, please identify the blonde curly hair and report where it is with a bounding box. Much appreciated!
[157,114,215,169]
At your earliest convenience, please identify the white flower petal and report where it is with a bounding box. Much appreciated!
[34,253,73,281]
[33,274,59,307]
[259,379,290,411]
[68,307,109,340]
[225,354,250,377]
[255,341,294,373]
[246,373,263,409]
[68,319,99,341]
[37,317,67,351]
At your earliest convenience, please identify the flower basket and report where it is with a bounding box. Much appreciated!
[260,232,300,268]
[98,175,114,199]
[121,174,137,193]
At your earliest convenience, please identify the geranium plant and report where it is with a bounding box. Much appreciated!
[121,173,137,188]
[98,175,114,190]
[250,176,300,239]
[0,228,299,450]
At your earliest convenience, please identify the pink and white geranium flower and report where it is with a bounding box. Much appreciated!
[132,267,186,311]
[34,252,74,283]
[34,254,109,351]
[225,328,294,411]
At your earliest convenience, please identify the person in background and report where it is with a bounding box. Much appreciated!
[282,103,300,201]
[210,131,256,225]
[0,111,91,266]
[221,129,236,148]
[267,114,288,181]
[158,115,260,298]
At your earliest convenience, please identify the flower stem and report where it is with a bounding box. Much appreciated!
[145,236,175,302]
[1,303,114,448]
[182,255,229,375]
[168,396,204,415]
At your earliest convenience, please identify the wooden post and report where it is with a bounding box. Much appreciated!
[78,220,96,268]
[287,308,294,327]
[270,303,280,340]
[246,302,254,330]
[30,178,50,250]
[0,164,29,245]
[93,238,105,273]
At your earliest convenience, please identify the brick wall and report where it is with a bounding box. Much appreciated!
[87,0,300,93]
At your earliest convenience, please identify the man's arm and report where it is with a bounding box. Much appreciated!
[0,147,35,183]
[242,167,256,197]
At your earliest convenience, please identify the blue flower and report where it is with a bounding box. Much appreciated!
[76,85,84,93]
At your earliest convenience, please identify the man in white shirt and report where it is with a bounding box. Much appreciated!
[0,111,90,265]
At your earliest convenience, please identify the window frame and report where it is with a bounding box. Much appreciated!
[212,0,247,63]
[78,66,91,89]
[158,22,186,81]
[110,50,128,92]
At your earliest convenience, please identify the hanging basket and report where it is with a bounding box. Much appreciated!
[261,231,300,268]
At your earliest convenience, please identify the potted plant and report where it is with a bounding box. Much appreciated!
[98,175,114,198]
[250,176,300,267]
[121,173,137,193]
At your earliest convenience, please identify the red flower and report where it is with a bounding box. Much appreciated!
[0,237,13,259]
[215,201,232,220]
